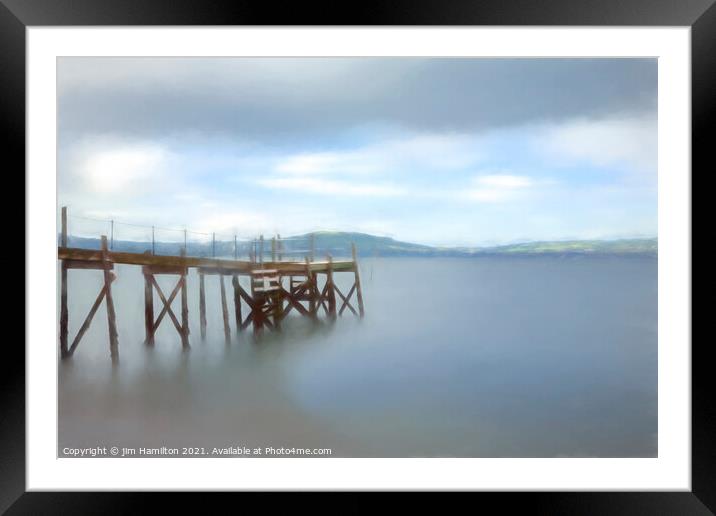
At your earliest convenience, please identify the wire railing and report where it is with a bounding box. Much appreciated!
[58,208,353,262]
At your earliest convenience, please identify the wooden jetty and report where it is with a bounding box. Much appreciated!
[58,207,364,363]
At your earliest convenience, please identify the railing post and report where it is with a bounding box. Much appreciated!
[152,226,155,255]
[259,235,264,266]
[61,206,67,247]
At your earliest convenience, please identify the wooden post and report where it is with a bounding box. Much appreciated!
[184,229,187,252]
[250,271,262,333]
[180,248,190,349]
[277,234,282,261]
[234,235,238,260]
[232,275,243,332]
[60,262,69,358]
[305,256,317,320]
[144,267,154,346]
[351,243,365,318]
[59,207,69,358]
[212,233,216,258]
[110,220,114,249]
[199,271,207,340]
[310,233,315,262]
[271,237,276,262]
[220,274,231,345]
[327,255,337,321]
[101,236,119,362]
[152,226,155,255]
[273,285,282,331]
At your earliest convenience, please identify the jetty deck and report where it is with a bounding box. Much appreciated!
[58,247,356,273]
[58,207,364,364]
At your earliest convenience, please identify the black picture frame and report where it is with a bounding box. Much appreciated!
[3,0,706,512]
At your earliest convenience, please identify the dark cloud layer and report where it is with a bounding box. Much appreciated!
[58,57,657,144]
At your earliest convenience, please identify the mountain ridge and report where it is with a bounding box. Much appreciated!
[59,231,658,258]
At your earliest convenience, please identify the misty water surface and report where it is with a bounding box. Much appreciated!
[58,256,657,457]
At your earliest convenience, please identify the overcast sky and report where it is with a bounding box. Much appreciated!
[57,57,657,246]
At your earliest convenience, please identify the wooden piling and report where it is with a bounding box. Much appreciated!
[352,243,365,318]
[180,248,190,349]
[232,275,243,332]
[250,269,262,333]
[59,207,69,358]
[60,261,69,358]
[271,237,277,262]
[327,255,337,321]
[220,274,231,345]
[199,271,207,340]
[144,267,154,346]
[273,287,282,331]
[305,256,317,320]
[101,236,119,362]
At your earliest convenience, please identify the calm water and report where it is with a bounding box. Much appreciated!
[58,256,657,457]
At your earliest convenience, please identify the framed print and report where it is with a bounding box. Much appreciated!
[4,0,708,512]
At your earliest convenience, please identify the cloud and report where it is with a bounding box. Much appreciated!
[276,152,380,176]
[259,132,485,197]
[463,174,534,202]
[195,211,272,234]
[273,133,482,176]
[58,57,657,144]
[538,114,657,173]
[258,176,406,197]
[56,57,658,244]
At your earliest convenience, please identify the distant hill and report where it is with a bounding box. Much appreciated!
[61,231,657,259]
[467,238,658,256]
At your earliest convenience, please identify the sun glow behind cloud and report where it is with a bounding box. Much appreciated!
[463,174,534,202]
[79,144,167,194]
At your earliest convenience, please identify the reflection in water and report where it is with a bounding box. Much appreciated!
[58,256,657,457]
